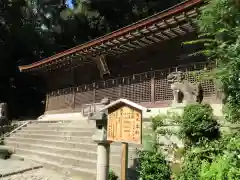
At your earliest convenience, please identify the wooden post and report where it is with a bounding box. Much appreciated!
[121,142,128,180]
[72,88,75,110]
[151,72,155,103]
[93,82,96,112]
[45,94,49,112]
[118,81,122,98]
[72,68,76,111]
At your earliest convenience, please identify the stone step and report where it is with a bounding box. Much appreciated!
[14,148,97,170]
[11,154,96,180]
[7,141,97,159]
[9,133,141,150]
[5,137,97,151]
[5,137,140,154]
[23,126,94,132]
[6,141,138,165]
[19,129,93,137]
[28,121,95,128]
[10,133,92,142]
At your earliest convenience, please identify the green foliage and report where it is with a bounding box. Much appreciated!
[180,1,240,177]
[151,115,164,132]
[138,112,180,179]
[185,0,240,123]
[199,155,240,180]
[178,133,240,180]
[108,170,118,180]
[137,150,171,180]
[180,104,220,146]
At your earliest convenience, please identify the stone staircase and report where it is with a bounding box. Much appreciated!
[4,120,140,179]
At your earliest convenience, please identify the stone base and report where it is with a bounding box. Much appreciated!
[37,104,223,121]
[167,103,186,116]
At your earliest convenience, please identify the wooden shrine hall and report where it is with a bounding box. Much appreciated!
[19,0,219,117]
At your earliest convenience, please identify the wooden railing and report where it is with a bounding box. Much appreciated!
[45,62,217,113]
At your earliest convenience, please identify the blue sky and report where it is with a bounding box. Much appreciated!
[65,0,74,9]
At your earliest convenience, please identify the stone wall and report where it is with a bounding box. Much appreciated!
[142,103,239,164]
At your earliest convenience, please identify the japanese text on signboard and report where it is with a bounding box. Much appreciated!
[107,105,142,144]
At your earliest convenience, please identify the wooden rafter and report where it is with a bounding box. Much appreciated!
[19,0,204,73]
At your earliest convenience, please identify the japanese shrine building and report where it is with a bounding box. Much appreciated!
[19,0,222,120]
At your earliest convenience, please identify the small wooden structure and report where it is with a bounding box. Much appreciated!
[102,98,145,144]
[18,0,218,115]
[101,98,145,180]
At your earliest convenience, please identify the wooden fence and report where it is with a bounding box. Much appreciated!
[45,62,217,113]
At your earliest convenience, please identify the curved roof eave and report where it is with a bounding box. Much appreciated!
[19,0,203,72]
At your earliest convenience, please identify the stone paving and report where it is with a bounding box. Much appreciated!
[1,168,74,180]
[0,159,77,180]
[0,159,41,177]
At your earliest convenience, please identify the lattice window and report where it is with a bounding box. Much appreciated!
[95,79,119,103]
[59,88,74,109]
[46,88,74,111]
[46,62,217,112]
[121,73,151,103]
[154,69,172,101]
[74,84,94,108]
[181,63,216,97]
[154,62,216,102]
[47,95,59,111]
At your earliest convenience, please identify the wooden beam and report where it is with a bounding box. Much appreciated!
[163,29,178,38]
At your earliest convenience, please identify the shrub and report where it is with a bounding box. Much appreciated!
[178,133,240,180]
[151,115,164,132]
[137,150,171,180]
[199,155,240,180]
[199,135,240,179]
[185,0,240,123]
[179,104,220,146]
[108,170,118,180]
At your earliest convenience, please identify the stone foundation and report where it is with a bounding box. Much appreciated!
[38,103,223,121]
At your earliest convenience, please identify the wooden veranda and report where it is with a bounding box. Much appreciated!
[18,0,218,115]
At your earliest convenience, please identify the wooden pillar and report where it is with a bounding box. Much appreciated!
[118,78,122,98]
[93,82,96,112]
[72,68,76,110]
[151,75,155,103]
[72,88,75,110]
[94,55,110,79]
[93,82,96,103]
[45,94,49,113]
[121,142,128,180]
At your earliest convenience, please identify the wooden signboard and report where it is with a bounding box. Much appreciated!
[102,98,145,180]
[107,104,142,144]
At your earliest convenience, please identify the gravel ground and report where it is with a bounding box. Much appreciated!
[1,168,76,180]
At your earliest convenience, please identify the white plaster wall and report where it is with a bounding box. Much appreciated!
[143,103,223,118]
[38,103,223,121]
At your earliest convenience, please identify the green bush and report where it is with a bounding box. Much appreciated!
[185,0,240,123]
[178,133,240,180]
[198,135,240,179]
[180,104,220,146]
[137,150,171,180]
[108,170,118,180]
[151,115,164,131]
[199,155,240,180]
